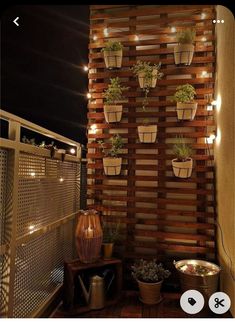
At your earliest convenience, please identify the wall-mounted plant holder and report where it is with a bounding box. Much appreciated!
[174,44,195,65]
[172,158,193,178]
[132,61,164,89]
[103,157,122,175]
[138,124,157,143]
[104,105,123,123]
[176,102,198,120]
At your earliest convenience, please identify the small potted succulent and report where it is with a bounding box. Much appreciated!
[138,88,157,143]
[172,136,193,178]
[102,220,121,260]
[101,41,123,69]
[98,134,123,176]
[132,60,164,89]
[103,77,129,123]
[173,84,198,120]
[174,28,196,65]
[131,259,171,305]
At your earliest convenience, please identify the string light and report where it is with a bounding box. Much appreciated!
[70,148,76,154]
[201,12,206,19]
[201,36,207,41]
[59,177,64,182]
[201,71,208,77]
[211,100,217,106]
[93,35,97,41]
[207,105,213,111]
[83,65,88,72]
[87,93,92,99]
[134,35,139,41]
[90,124,97,134]
[103,28,109,37]
[30,172,36,177]
[206,132,216,144]
[28,225,36,234]
[171,26,176,33]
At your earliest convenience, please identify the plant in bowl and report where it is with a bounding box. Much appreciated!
[173,83,197,120]
[102,220,121,260]
[101,41,123,69]
[137,87,157,143]
[131,259,171,305]
[174,28,196,65]
[98,134,124,176]
[103,77,129,123]
[172,136,193,178]
[132,60,164,89]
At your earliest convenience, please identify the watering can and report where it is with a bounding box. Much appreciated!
[78,269,114,309]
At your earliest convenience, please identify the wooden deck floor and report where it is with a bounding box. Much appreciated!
[51,291,232,318]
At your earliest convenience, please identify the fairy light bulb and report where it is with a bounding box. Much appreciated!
[87,93,92,99]
[93,35,97,41]
[171,26,176,33]
[201,12,206,19]
[206,132,216,144]
[103,28,109,36]
[70,148,76,154]
[134,35,139,41]
[201,71,208,77]
[83,65,88,72]
[90,124,97,134]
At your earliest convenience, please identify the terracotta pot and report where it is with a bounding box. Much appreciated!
[137,279,163,305]
[103,50,123,69]
[138,69,158,89]
[174,44,194,65]
[104,105,123,123]
[102,243,114,260]
[176,102,198,120]
[103,157,122,176]
[138,125,157,143]
[172,158,193,178]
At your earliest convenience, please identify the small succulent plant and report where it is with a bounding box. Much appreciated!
[98,134,123,158]
[101,41,123,52]
[173,84,196,103]
[131,259,171,283]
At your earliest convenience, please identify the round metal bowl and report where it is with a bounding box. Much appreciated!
[174,259,221,300]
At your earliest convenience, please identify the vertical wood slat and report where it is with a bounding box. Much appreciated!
[87,5,216,261]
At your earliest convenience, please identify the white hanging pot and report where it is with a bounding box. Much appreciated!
[103,105,123,123]
[103,50,123,69]
[103,157,122,176]
[174,44,194,65]
[176,102,198,120]
[138,69,158,89]
[172,158,193,178]
[138,125,157,143]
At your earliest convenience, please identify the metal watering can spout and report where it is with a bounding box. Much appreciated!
[78,275,90,304]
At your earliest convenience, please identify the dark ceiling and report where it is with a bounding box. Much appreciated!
[1,5,89,145]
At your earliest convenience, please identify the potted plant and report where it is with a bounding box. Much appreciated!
[137,88,157,143]
[174,28,196,65]
[132,60,164,89]
[131,259,171,305]
[102,220,120,260]
[172,136,193,178]
[101,41,123,69]
[103,77,129,123]
[98,134,124,176]
[173,84,198,120]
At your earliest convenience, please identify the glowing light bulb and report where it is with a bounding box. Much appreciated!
[207,105,213,111]
[134,35,139,41]
[83,65,88,72]
[171,26,176,33]
[211,100,217,106]
[87,93,92,99]
[59,177,64,182]
[93,35,97,41]
[103,28,109,36]
[201,71,207,77]
[70,148,76,154]
[206,133,216,144]
[28,225,36,234]
[201,37,207,41]
[30,172,36,177]
[201,12,206,19]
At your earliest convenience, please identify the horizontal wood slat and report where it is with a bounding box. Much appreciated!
[88,4,216,261]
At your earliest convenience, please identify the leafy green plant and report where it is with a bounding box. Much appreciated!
[177,29,196,44]
[173,84,196,103]
[103,77,129,105]
[131,259,171,283]
[102,221,121,243]
[101,41,123,52]
[98,134,123,158]
[132,60,164,84]
[173,136,192,162]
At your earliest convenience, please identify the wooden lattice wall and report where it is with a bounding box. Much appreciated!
[87,5,216,263]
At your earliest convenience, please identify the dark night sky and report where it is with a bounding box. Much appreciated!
[1,5,89,146]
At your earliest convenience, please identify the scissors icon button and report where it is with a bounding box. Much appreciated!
[214,297,225,308]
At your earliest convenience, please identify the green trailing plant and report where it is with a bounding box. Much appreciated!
[131,259,171,283]
[173,84,196,103]
[98,134,123,158]
[173,136,192,162]
[103,77,129,105]
[101,41,123,52]
[176,28,196,44]
[132,60,164,84]
[102,220,121,243]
